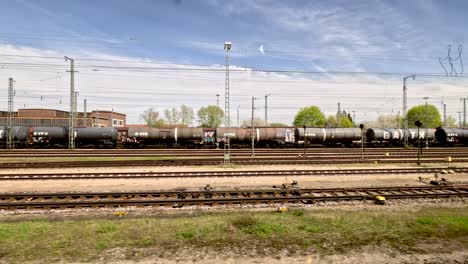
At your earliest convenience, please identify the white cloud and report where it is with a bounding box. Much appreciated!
[0,44,465,125]
[258,45,264,55]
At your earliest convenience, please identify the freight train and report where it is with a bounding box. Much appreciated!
[0,125,467,148]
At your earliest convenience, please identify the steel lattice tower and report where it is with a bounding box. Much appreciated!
[224,51,230,127]
[7,78,14,149]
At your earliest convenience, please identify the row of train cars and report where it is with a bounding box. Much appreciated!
[0,125,467,148]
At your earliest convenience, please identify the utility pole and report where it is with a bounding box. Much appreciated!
[84,99,87,127]
[216,94,220,107]
[352,111,356,126]
[360,124,365,160]
[111,108,114,127]
[264,94,270,126]
[415,120,422,166]
[423,97,429,148]
[403,75,416,147]
[65,56,76,149]
[397,110,401,129]
[251,97,256,158]
[462,98,467,127]
[458,112,462,127]
[74,92,78,127]
[303,125,307,157]
[237,105,240,128]
[337,102,341,127]
[443,104,447,126]
[7,78,14,149]
[224,42,232,127]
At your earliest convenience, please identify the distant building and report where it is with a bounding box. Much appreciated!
[0,108,126,127]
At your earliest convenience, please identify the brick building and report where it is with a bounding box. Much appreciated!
[0,108,126,127]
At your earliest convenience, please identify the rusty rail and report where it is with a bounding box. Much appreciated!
[1,185,467,210]
[0,167,466,180]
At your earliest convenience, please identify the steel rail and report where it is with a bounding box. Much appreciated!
[0,148,466,156]
[0,152,467,158]
[0,167,466,180]
[1,157,467,169]
[1,185,467,210]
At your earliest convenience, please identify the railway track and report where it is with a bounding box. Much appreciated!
[0,148,466,157]
[1,156,467,169]
[1,167,466,180]
[1,185,467,210]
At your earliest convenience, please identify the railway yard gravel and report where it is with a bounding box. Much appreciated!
[0,164,466,193]
[0,163,467,264]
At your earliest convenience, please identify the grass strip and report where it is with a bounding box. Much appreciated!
[0,207,467,263]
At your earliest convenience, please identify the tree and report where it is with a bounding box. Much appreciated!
[140,107,165,127]
[241,117,265,128]
[269,122,289,127]
[180,104,194,126]
[326,115,353,128]
[293,106,326,127]
[197,105,224,127]
[406,104,442,128]
[165,107,180,125]
[364,114,401,128]
[164,105,194,126]
[339,116,353,128]
[445,116,457,127]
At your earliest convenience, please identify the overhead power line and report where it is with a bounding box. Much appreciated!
[2,61,468,77]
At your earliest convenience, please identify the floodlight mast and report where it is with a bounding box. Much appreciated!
[223,42,232,166]
[403,75,416,148]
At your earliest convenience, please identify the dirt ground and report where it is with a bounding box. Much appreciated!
[72,247,468,264]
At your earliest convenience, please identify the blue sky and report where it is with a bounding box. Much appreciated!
[0,0,467,124]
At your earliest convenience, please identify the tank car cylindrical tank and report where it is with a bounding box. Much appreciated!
[295,128,361,145]
[74,127,117,140]
[0,126,29,147]
[294,128,327,143]
[127,127,176,146]
[0,126,28,141]
[0,126,5,140]
[29,126,68,146]
[366,128,404,142]
[257,127,296,145]
[216,128,250,142]
[176,128,203,143]
[30,126,67,139]
[128,127,164,139]
[435,127,468,146]
[73,127,117,147]
[366,128,435,146]
[328,128,362,142]
[11,126,29,141]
